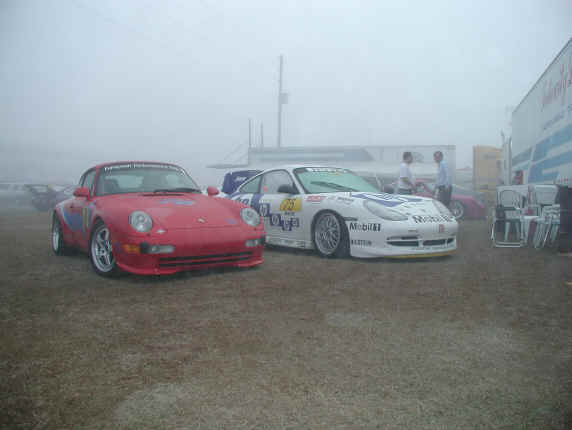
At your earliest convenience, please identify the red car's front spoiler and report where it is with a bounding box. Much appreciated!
[117,253,264,275]
[113,227,265,275]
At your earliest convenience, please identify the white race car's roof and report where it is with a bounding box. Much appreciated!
[257,164,349,173]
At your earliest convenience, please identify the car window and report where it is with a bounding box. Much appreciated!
[81,170,97,194]
[294,167,379,194]
[164,172,188,188]
[261,170,296,194]
[239,175,262,194]
[359,174,381,191]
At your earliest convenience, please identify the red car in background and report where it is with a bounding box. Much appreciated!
[412,180,486,220]
[51,161,265,277]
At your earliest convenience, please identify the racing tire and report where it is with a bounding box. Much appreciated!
[51,214,71,255]
[312,211,349,258]
[89,221,120,277]
[449,200,465,220]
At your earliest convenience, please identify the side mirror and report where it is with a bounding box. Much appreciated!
[73,187,90,198]
[206,186,220,197]
[277,184,297,194]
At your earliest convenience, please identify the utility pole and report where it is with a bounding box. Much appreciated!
[248,118,252,148]
[260,122,264,148]
[277,55,283,148]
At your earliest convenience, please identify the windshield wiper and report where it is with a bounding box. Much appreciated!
[152,187,202,193]
[310,181,357,192]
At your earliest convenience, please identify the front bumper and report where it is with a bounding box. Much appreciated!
[347,218,458,258]
[113,226,265,275]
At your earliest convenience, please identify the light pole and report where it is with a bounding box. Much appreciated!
[277,55,284,147]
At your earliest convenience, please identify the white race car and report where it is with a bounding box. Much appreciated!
[227,165,458,259]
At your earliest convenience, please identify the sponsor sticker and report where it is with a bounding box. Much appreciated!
[81,202,95,232]
[304,167,348,173]
[269,213,301,231]
[306,195,326,203]
[82,207,90,232]
[336,196,354,205]
[349,222,382,232]
[103,163,183,172]
[352,192,422,207]
[412,214,455,223]
[351,239,372,246]
[280,197,302,212]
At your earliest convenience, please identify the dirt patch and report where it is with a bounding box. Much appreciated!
[1,213,571,429]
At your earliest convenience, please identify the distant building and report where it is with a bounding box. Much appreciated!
[209,145,456,183]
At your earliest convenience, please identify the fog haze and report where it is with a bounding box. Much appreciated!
[1,0,571,185]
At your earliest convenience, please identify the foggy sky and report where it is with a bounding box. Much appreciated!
[1,0,571,185]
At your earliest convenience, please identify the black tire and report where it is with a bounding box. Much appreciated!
[312,211,349,258]
[89,221,120,277]
[51,214,71,255]
[449,200,466,220]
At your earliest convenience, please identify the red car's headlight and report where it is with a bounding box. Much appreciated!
[241,207,260,227]
[129,211,153,233]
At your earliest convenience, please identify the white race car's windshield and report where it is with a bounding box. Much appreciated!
[294,167,379,194]
[96,163,200,196]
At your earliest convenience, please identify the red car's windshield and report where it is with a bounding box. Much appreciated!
[95,163,200,196]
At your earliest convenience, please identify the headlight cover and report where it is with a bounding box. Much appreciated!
[433,200,453,217]
[363,200,408,221]
[129,211,153,233]
[241,207,260,227]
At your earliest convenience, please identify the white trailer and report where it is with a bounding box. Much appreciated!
[510,38,572,252]
[511,37,572,187]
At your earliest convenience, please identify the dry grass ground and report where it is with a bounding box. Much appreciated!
[1,210,571,429]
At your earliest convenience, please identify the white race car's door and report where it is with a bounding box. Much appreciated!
[258,170,304,244]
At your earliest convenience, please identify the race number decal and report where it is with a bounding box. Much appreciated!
[279,197,302,212]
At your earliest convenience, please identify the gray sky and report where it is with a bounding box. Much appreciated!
[1,0,571,184]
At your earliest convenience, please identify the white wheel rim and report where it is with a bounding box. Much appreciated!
[315,213,341,255]
[91,225,115,272]
[450,201,463,218]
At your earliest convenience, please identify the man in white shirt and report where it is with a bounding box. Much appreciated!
[433,150,452,207]
[397,152,415,195]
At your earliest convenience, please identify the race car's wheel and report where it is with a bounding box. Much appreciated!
[449,200,465,220]
[51,214,71,255]
[89,221,119,277]
[312,211,349,258]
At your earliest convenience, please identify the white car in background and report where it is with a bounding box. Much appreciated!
[227,165,458,258]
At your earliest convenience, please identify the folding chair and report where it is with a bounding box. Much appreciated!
[491,188,525,247]
[532,205,561,249]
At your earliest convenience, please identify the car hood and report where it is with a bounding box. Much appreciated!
[345,192,453,219]
[100,193,243,229]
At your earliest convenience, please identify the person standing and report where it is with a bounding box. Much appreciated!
[433,150,452,207]
[511,170,524,185]
[397,151,415,194]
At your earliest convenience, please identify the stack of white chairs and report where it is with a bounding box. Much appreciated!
[531,204,560,249]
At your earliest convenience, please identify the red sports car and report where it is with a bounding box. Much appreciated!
[412,180,486,220]
[51,161,265,276]
[384,178,486,219]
